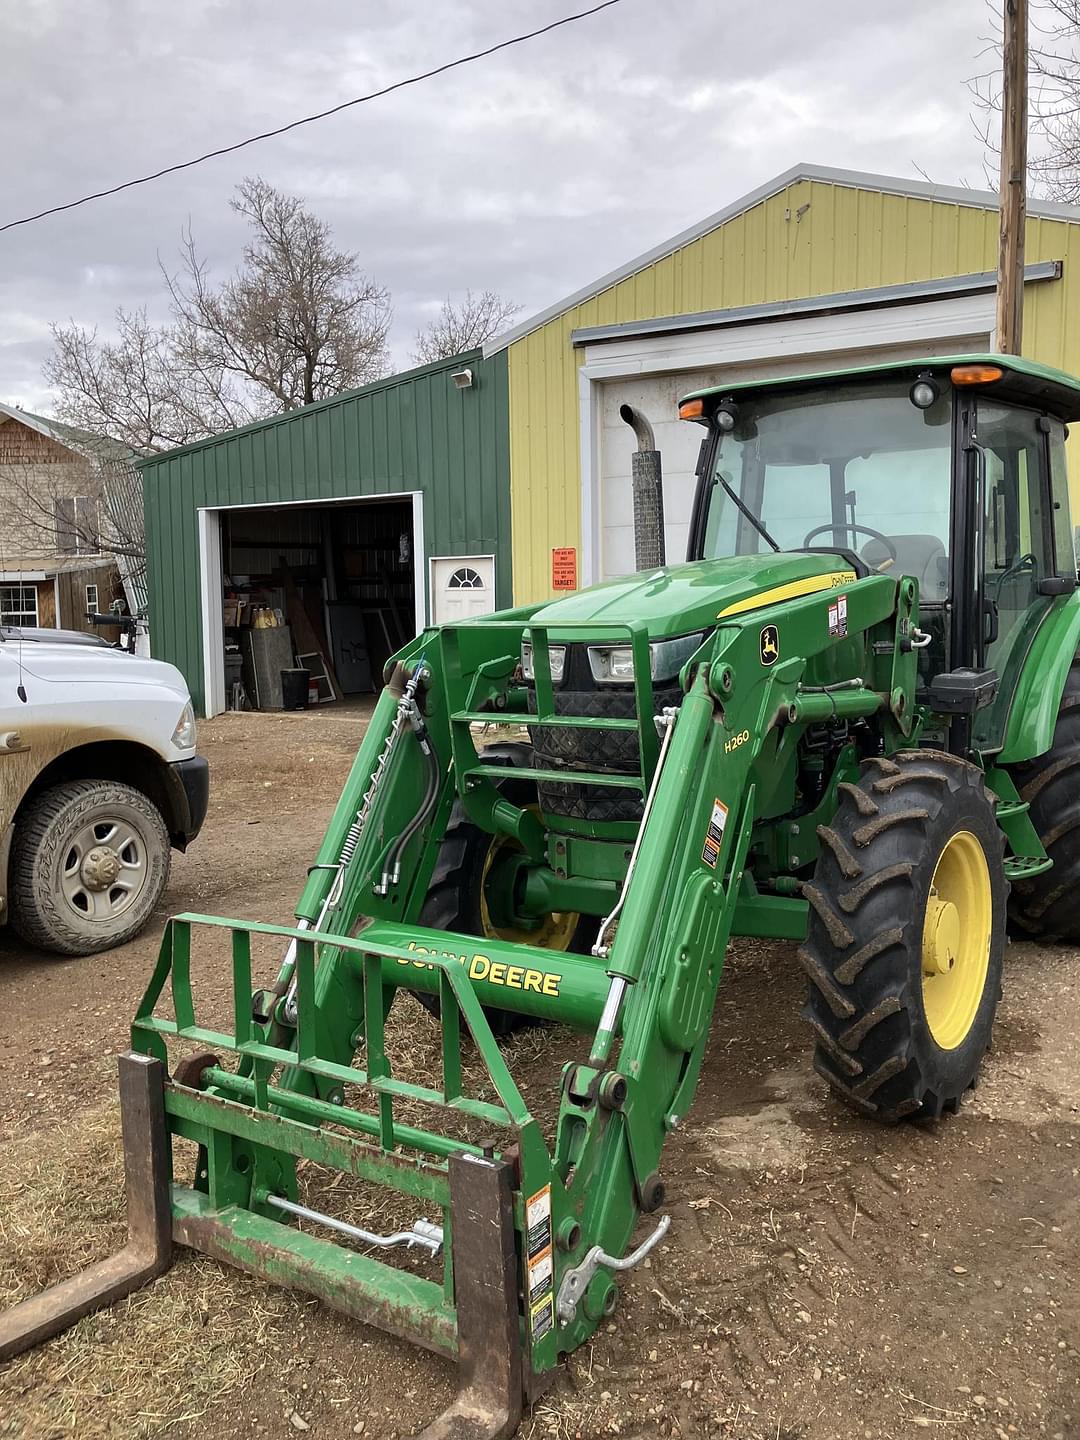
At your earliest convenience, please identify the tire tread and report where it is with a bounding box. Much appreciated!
[801,751,1005,1123]
[10,779,170,956]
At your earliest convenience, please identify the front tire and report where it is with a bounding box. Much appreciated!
[800,752,1005,1122]
[11,780,171,956]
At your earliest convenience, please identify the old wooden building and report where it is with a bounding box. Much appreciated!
[0,402,128,636]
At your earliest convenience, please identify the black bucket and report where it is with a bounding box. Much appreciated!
[281,668,311,711]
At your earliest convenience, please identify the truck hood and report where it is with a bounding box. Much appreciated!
[529,552,859,640]
[3,638,190,696]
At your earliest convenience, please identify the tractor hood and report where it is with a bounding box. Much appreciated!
[529,552,859,640]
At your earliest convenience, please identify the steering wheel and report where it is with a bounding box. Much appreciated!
[801,522,899,567]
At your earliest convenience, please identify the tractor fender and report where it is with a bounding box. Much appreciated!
[998,593,1080,764]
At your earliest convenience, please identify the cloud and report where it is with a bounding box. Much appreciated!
[1,0,993,412]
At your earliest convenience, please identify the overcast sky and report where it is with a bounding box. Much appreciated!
[1,0,1002,412]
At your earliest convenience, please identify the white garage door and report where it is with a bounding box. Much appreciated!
[596,335,989,580]
[430,556,496,623]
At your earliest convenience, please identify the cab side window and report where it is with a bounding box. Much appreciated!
[973,402,1057,749]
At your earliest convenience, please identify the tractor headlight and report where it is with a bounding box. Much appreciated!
[588,632,705,685]
[171,700,197,751]
[520,642,566,683]
[588,645,636,683]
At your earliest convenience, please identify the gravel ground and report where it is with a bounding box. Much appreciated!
[1,707,1078,1440]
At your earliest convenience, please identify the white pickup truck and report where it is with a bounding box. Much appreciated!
[0,626,208,955]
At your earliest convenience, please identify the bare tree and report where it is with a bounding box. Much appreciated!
[973,1,1080,201]
[167,178,392,413]
[44,177,393,454]
[44,308,214,453]
[412,289,521,364]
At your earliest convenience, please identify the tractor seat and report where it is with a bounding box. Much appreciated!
[860,533,948,602]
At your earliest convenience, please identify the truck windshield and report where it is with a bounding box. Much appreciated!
[700,380,954,601]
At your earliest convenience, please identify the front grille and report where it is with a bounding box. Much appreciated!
[525,644,680,820]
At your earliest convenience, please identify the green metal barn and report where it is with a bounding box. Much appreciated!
[141,350,509,716]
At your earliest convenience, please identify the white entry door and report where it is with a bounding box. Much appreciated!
[430,556,496,623]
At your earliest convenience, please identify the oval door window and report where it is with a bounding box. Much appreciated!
[448,567,485,589]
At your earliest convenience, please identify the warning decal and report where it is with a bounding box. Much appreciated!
[526,1185,555,1340]
[702,797,729,869]
[551,547,577,590]
[827,594,849,638]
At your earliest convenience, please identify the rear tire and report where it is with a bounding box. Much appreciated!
[11,779,171,956]
[800,752,1005,1122]
[1006,655,1080,940]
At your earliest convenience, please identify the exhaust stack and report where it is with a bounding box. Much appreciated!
[620,404,665,571]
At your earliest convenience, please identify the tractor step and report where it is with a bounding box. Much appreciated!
[995,798,1031,820]
[1003,854,1054,880]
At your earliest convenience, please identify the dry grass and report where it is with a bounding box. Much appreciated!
[0,1099,296,1439]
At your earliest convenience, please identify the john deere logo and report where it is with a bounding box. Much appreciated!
[759,625,780,666]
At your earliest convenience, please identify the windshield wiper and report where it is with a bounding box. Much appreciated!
[714,471,781,553]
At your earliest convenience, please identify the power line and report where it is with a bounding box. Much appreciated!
[1,0,627,235]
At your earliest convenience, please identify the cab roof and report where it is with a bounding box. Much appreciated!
[679,353,1080,422]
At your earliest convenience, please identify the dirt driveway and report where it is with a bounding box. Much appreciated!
[2,708,1079,1440]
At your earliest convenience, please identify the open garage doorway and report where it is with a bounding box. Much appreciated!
[198,492,424,717]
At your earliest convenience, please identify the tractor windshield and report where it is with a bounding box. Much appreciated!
[701,379,954,601]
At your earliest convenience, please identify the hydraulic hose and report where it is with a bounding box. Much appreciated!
[378,707,441,892]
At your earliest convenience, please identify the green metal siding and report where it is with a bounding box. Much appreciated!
[141,350,510,713]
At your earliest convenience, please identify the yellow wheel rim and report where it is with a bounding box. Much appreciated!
[921,830,993,1050]
[479,814,579,951]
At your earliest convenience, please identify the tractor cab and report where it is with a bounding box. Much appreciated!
[680,356,1080,752]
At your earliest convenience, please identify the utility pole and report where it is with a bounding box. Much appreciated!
[996,0,1029,355]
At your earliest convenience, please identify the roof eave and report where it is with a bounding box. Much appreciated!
[482,161,1080,357]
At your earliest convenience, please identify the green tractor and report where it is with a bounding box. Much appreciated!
[5,354,1080,1438]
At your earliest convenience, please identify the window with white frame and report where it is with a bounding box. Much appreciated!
[0,584,39,627]
[85,583,99,616]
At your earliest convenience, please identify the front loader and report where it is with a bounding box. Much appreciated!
[5,354,1080,1437]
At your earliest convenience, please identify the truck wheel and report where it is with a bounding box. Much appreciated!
[800,752,1006,1122]
[11,780,171,956]
[418,743,590,1038]
[1006,656,1080,940]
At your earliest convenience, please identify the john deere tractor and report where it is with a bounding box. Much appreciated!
[5,354,1080,1438]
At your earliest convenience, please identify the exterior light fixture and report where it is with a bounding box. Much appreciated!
[451,368,474,390]
[910,372,941,409]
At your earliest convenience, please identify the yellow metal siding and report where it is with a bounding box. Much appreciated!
[508,177,1080,602]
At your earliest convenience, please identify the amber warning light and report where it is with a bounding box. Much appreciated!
[678,398,705,420]
[950,364,1004,386]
